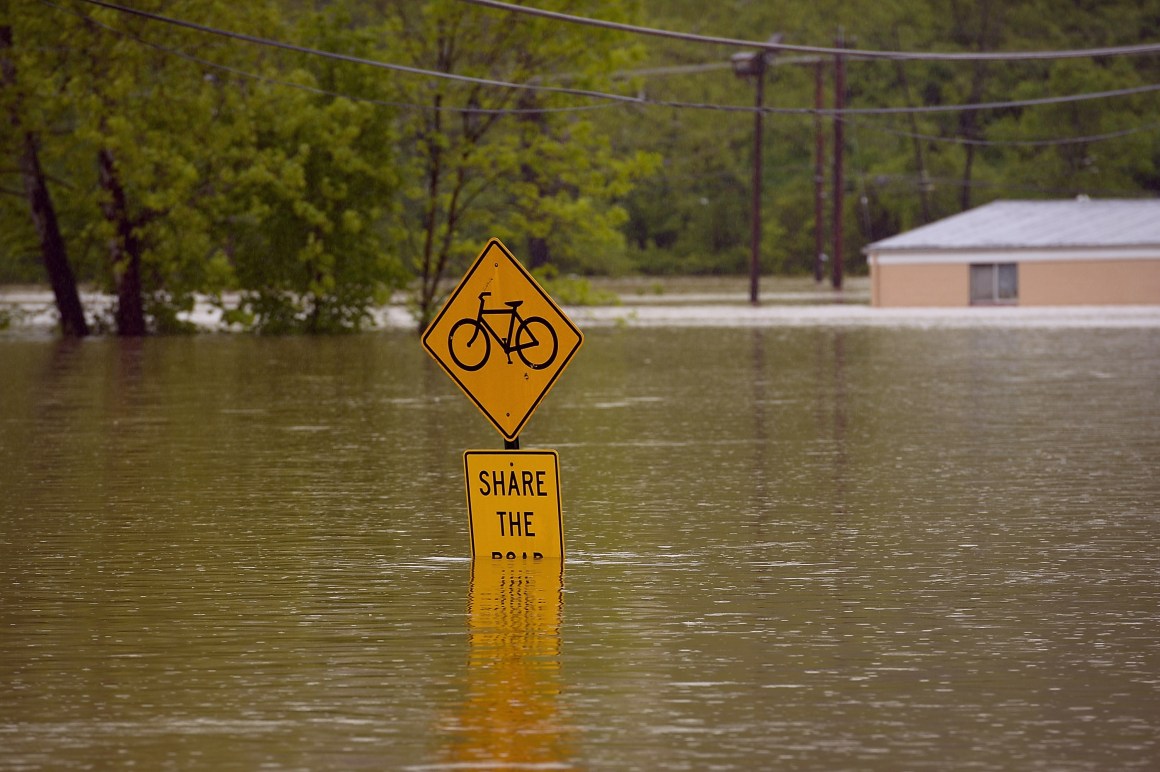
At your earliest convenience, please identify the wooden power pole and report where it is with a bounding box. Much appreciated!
[831,31,846,291]
[813,59,826,284]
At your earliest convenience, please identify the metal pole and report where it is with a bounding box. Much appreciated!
[505,437,520,450]
[749,54,765,306]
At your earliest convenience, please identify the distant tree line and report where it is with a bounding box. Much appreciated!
[620,0,1160,278]
[1,0,653,335]
[3,0,1158,335]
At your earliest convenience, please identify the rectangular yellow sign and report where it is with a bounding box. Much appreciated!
[464,450,564,560]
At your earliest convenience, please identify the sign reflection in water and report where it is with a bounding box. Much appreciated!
[441,560,570,766]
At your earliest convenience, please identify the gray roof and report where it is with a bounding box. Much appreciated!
[865,199,1160,252]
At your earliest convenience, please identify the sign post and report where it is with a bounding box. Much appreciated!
[422,238,581,560]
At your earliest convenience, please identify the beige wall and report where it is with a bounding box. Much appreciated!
[870,261,966,307]
[1020,259,1160,305]
[871,255,1160,307]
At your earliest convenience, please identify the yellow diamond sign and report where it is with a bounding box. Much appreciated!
[422,239,583,441]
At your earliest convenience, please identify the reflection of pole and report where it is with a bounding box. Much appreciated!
[813,59,826,284]
[748,54,765,306]
[831,31,846,291]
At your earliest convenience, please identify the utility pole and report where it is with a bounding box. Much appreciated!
[731,34,782,306]
[749,55,765,305]
[831,30,846,291]
[813,59,826,284]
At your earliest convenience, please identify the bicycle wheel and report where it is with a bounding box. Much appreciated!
[448,318,490,371]
[515,316,558,370]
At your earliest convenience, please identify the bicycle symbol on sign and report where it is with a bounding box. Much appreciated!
[448,292,559,372]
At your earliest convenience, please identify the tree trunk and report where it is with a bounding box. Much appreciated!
[958,59,988,212]
[960,140,977,212]
[21,134,91,337]
[953,0,996,213]
[417,95,445,330]
[2,23,89,337]
[526,237,549,270]
[518,94,552,271]
[891,28,932,224]
[97,148,147,336]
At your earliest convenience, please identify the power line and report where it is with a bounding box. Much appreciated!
[73,0,638,105]
[845,117,1160,147]
[829,82,1160,116]
[68,0,1160,120]
[457,0,1160,62]
[49,0,612,116]
[859,172,1146,197]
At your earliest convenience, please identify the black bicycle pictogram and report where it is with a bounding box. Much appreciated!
[448,291,559,372]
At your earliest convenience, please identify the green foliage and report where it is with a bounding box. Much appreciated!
[212,7,409,333]
[381,0,658,327]
[531,265,620,307]
[5,0,1158,336]
[622,0,1160,276]
[4,0,409,334]
[3,0,655,333]
[218,84,405,331]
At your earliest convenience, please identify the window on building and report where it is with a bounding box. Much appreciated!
[969,263,1018,305]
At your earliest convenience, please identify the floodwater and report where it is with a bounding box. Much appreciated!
[2,318,1159,770]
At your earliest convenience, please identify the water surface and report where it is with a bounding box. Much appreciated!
[2,324,1158,769]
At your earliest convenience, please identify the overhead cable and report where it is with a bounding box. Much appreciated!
[71,0,1160,118]
[457,0,1160,62]
[829,82,1160,116]
[73,0,633,104]
[49,0,611,115]
[846,118,1160,147]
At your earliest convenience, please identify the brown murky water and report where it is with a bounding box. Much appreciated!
[2,323,1158,769]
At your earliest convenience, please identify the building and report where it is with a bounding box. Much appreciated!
[863,198,1160,307]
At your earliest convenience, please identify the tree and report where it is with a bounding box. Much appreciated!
[3,1,661,337]
[625,0,1160,276]
[213,7,408,333]
[0,19,89,336]
[381,0,658,329]
[4,0,408,334]
[5,0,263,335]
